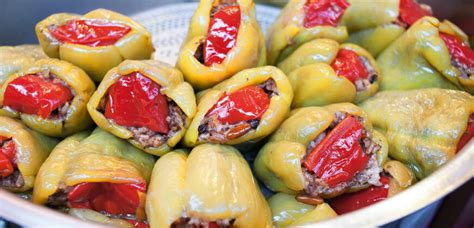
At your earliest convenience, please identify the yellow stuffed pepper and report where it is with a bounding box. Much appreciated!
[0,45,47,86]
[36,9,153,82]
[255,103,389,200]
[278,39,379,107]
[360,88,474,179]
[33,129,155,227]
[0,59,95,137]
[0,116,58,192]
[87,60,196,156]
[146,144,272,227]
[266,0,350,65]
[183,66,292,147]
[377,17,474,93]
[177,0,266,90]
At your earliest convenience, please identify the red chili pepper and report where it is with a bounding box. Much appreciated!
[206,85,270,124]
[457,119,474,152]
[439,33,474,71]
[105,72,170,134]
[303,0,350,28]
[203,5,241,66]
[330,49,369,84]
[68,182,146,215]
[329,175,390,214]
[398,0,432,26]
[0,139,16,178]
[3,75,72,119]
[49,19,131,47]
[303,116,369,188]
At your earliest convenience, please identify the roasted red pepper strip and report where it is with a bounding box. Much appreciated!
[3,75,73,119]
[439,33,474,71]
[206,85,270,124]
[330,49,369,84]
[105,72,170,134]
[457,119,474,152]
[329,175,390,214]
[68,182,146,215]
[398,0,432,26]
[203,5,241,66]
[0,138,16,178]
[49,19,131,47]
[303,0,350,28]
[303,116,369,187]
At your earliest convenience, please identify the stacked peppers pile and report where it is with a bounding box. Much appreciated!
[0,0,473,227]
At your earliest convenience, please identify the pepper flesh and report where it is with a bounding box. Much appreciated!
[329,175,389,214]
[457,119,474,152]
[0,137,16,177]
[105,72,170,134]
[330,49,369,84]
[205,85,270,124]
[303,0,350,28]
[398,0,432,26]
[303,116,369,188]
[49,19,131,47]
[440,33,474,71]
[3,75,73,119]
[203,6,241,66]
[68,182,146,215]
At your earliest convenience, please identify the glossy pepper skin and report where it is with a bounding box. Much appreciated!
[36,9,153,82]
[177,0,266,90]
[0,45,47,86]
[267,193,337,226]
[33,129,155,226]
[0,59,95,137]
[146,144,272,228]
[360,89,474,179]
[377,17,474,93]
[183,66,293,147]
[87,60,196,156]
[266,0,349,65]
[254,103,388,195]
[0,116,58,192]
[278,39,379,107]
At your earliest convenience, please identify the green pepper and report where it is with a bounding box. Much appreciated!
[177,0,266,90]
[146,144,272,227]
[0,59,96,137]
[377,17,473,93]
[0,45,47,86]
[278,39,380,107]
[0,116,58,192]
[254,103,388,197]
[36,9,153,82]
[87,60,196,156]
[360,88,474,179]
[183,66,293,147]
[33,128,155,226]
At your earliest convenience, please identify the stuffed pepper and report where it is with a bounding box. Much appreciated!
[87,60,196,156]
[278,39,379,107]
[343,0,432,56]
[0,45,47,86]
[183,66,292,147]
[33,129,155,227]
[360,88,474,179]
[268,193,337,226]
[36,9,153,82]
[146,144,272,227]
[266,0,350,65]
[377,17,474,93]
[0,59,95,137]
[255,103,389,201]
[0,116,58,192]
[177,0,266,90]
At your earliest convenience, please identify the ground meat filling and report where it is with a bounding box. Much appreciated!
[99,98,187,149]
[197,79,277,143]
[0,138,24,190]
[355,56,377,92]
[302,112,382,198]
[452,59,473,79]
[172,217,235,228]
